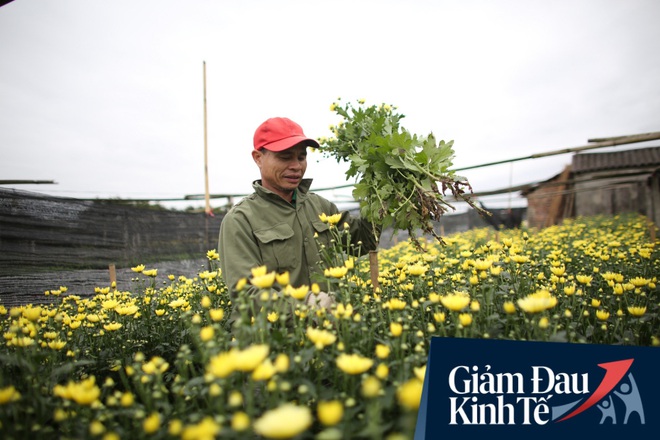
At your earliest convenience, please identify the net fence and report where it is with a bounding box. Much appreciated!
[1,187,523,306]
[1,188,223,274]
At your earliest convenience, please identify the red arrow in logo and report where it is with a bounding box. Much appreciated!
[557,358,633,422]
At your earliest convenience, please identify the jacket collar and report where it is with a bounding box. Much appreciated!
[252,178,313,204]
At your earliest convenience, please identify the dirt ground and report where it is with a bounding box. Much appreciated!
[0,259,211,307]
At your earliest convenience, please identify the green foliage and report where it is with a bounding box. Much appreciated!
[320,100,489,248]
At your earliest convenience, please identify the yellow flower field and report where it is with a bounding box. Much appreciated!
[0,213,658,439]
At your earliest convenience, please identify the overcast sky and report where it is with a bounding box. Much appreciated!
[1,0,659,211]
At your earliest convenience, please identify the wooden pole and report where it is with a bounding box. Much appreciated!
[544,165,571,227]
[203,61,211,216]
[648,218,657,243]
[369,250,380,291]
[109,264,117,290]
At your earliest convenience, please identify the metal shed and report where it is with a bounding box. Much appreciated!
[523,146,660,229]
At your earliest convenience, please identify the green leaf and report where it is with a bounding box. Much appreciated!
[319,99,483,248]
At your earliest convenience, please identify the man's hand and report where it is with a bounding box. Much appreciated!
[306,291,334,310]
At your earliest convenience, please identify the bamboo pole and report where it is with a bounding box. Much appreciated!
[203,61,211,216]
[454,131,660,172]
[0,180,56,185]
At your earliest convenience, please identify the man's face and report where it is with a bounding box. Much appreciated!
[252,142,308,201]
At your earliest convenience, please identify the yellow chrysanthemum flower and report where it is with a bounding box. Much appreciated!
[517,290,557,313]
[576,274,593,285]
[233,345,270,372]
[386,298,407,310]
[115,305,139,316]
[168,419,183,436]
[89,420,105,436]
[336,353,374,375]
[181,417,220,440]
[228,391,243,407]
[206,351,237,378]
[252,359,277,381]
[236,278,248,291]
[48,340,67,350]
[326,213,342,225]
[596,310,610,321]
[120,392,134,407]
[86,314,100,323]
[251,266,268,277]
[440,293,471,311]
[103,322,123,331]
[251,272,276,289]
[317,400,344,426]
[361,376,382,398]
[629,277,650,287]
[413,365,426,382]
[142,269,158,277]
[550,266,566,276]
[275,272,290,286]
[306,327,337,349]
[627,306,647,317]
[390,322,403,337]
[102,299,119,310]
[209,308,224,322]
[324,266,348,279]
[458,313,473,327]
[397,378,423,410]
[375,363,389,379]
[53,377,101,406]
[232,412,250,432]
[433,312,446,323]
[274,353,290,372]
[510,255,530,264]
[375,344,391,359]
[284,284,309,300]
[199,326,214,342]
[407,264,427,276]
[333,303,353,319]
[0,385,21,404]
[143,413,161,434]
[473,259,493,271]
[21,307,42,321]
[168,298,188,309]
[253,403,312,439]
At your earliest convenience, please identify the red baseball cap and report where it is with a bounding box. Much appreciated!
[253,117,320,151]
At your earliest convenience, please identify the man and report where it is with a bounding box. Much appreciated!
[218,117,379,318]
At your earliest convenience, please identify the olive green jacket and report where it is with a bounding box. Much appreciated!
[218,179,379,300]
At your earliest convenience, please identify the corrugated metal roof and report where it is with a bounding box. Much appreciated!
[572,146,660,173]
